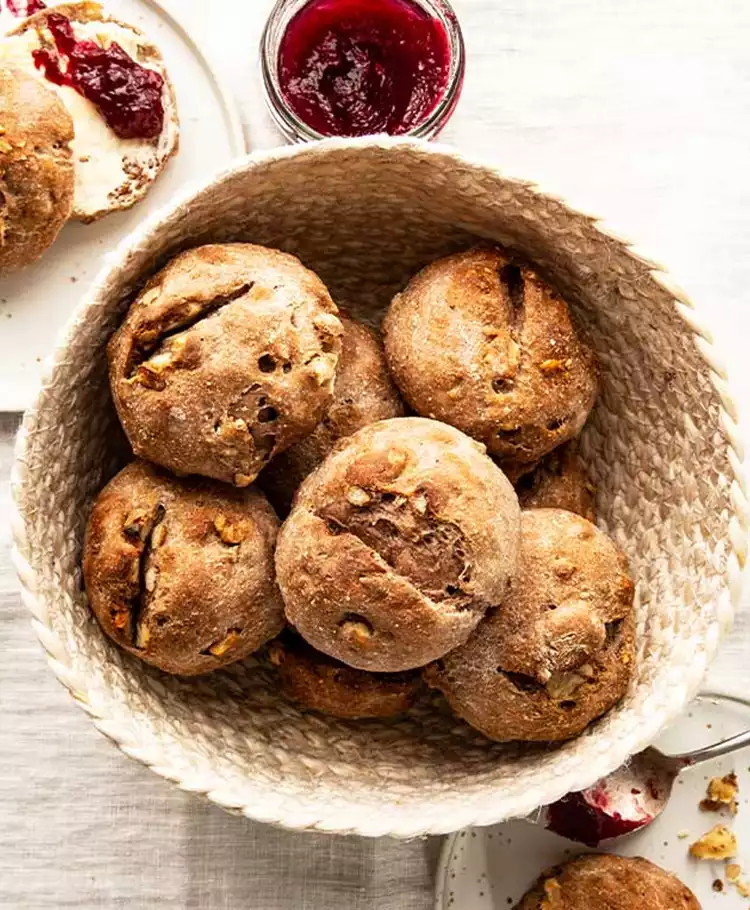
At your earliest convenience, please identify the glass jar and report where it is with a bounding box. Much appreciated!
[260,0,466,143]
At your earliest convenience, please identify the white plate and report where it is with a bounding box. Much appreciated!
[437,691,750,909]
[0,0,245,411]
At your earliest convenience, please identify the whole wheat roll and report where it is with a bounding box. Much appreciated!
[260,313,404,516]
[0,65,74,273]
[108,243,343,487]
[514,854,699,910]
[275,417,521,672]
[83,460,284,676]
[383,246,599,471]
[424,508,635,742]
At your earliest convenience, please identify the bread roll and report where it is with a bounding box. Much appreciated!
[383,246,599,471]
[514,855,699,910]
[3,1,179,221]
[0,65,74,273]
[424,508,634,742]
[515,442,596,522]
[275,417,521,672]
[268,630,421,719]
[260,314,404,516]
[109,243,343,487]
[83,460,284,675]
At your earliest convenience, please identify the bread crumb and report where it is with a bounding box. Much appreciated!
[700,772,739,814]
[689,824,737,859]
[727,863,742,882]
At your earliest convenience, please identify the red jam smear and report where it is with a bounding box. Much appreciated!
[32,13,165,140]
[278,0,454,136]
[545,791,648,848]
[7,0,47,16]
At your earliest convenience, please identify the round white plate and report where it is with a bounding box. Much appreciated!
[0,0,245,411]
[436,692,750,909]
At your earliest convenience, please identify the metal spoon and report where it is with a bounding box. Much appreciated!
[542,728,750,847]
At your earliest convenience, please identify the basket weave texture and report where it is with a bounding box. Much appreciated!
[11,137,748,838]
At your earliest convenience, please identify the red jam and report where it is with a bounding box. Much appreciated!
[545,791,648,847]
[32,13,165,140]
[7,0,47,16]
[278,0,454,136]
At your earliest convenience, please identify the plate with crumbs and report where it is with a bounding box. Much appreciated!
[436,691,750,909]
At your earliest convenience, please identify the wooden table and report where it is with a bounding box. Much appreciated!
[2,0,750,906]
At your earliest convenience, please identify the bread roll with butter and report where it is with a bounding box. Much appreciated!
[2,1,179,222]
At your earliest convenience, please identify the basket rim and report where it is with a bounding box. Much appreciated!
[10,135,749,838]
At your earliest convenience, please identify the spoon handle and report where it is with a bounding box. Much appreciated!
[670,728,750,766]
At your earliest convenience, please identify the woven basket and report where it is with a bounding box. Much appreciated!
[11,137,748,838]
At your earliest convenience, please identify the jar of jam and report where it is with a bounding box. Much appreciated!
[260,0,465,142]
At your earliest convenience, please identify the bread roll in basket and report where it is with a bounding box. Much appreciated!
[11,138,747,837]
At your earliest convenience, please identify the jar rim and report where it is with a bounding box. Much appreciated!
[259,0,466,144]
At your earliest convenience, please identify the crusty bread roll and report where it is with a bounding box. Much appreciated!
[383,246,599,471]
[515,442,596,522]
[275,417,521,672]
[83,460,284,676]
[424,508,634,742]
[268,630,422,719]
[3,1,179,222]
[260,314,405,516]
[109,243,343,487]
[514,855,699,910]
[0,65,74,273]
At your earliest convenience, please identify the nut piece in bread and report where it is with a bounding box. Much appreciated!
[2,1,179,222]
[260,314,405,516]
[515,442,596,522]
[0,65,74,273]
[268,630,422,719]
[83,460,285,676]
[275,417,521,672]
[514,854,699,910]
[109,243,343,488]
[424,508,634,742]
[383,246,599,469]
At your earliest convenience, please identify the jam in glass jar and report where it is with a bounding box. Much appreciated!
[261,0,465,142]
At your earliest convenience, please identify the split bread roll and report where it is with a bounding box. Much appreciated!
[2,1,179,222]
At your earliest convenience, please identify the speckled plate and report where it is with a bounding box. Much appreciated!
[436,691,750,909]
[0,0,245,411]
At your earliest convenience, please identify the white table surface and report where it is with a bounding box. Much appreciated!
[2,0,750,907]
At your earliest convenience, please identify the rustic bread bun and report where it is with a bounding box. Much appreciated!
[3,1,179,222]
[268,630,422,719]
[383,246,599,470]
[424,508,634,742]
[275,417,521,672]
[514,854,700,910]
[260,314,405,516]
[83,460,284,676]
[515,443,596,522]
[0,65,74,273]
[109,243,343,487]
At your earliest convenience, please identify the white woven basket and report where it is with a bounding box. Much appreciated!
[11,137,749,838]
